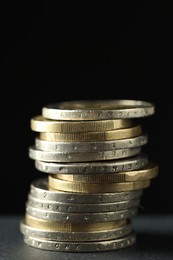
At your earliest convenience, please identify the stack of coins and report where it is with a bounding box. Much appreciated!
[20,99,159,252]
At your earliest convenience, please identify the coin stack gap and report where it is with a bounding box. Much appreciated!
[20,99,159,252]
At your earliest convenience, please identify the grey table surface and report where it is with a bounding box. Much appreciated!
[0,214,173,260]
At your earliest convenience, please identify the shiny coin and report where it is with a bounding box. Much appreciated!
[20,220,132,241]
[42,99,154,120]
[56,162,158,183]
[39,125,142,142]
[29,145,141,162]
[35,134,148,152]
[24,232,136,252]
[48,176,150,193]
[31,115,133,133]
[27,194,141,213]
[35,154,148,174]
[24,214,127,232]
[26,205,138,222]
[30,178,143,203]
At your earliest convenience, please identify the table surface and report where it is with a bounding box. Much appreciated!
[0,214,173,260]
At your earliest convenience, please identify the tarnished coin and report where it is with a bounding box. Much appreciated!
[35,154,148,174]
[23,232,136,252]
[42,99,155,120]
[30,178,143,204]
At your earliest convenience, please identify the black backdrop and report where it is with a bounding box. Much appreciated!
[0,2,172,215]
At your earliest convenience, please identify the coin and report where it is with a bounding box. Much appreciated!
[39,125,142,142]
[56,162,159,183]
[42,99,155,120]
[35,134,148,152]
[31,115,133,133]
[24,213,127,231]
[35,154,148,174]
[27,194,141,213]
[30,178,143,203]
[20,220,132,241]
[25,206,138,222]
[23,232,136,252]
[29,145,141,162]
[48,175,150,193]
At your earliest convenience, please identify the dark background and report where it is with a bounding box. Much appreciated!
[0,2,172,215]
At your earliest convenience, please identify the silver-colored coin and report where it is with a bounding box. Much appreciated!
[23,232,136,252]
[35,134,148,152]
[42,99,154,120]
[26,205,138,222]
[27,194,141,213]
[29,145,141,162]
[30,178,143,204]
[35,154,148,174]
[20,220,132,241]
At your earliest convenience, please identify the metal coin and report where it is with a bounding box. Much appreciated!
[31,115,133,133]
[56,162,159,183]
[35,154,148,174]
[27,194,141,213]
[29,145,141,162]
[20,220,132,241]
[26,205,138,222]
[48,176,150,193]
[23,232,136,252]
[42,99,154,120]
[30,178,143,203]
[35,134,148,152]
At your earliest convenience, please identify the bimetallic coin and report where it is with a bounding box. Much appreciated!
[42,99,155,120]
[35,154,149,174]
[48,176,150,193]
[27,195,141,213]
[35,134,148,152]
[24,232,136,252]
[20,221,132,242]
[39,125,142,142]
[26,205,138,222]
[25,214,127,232]
[31,115,133,133]
[29,145,141,162]
[56,162,159,183]
[30,178,143,204]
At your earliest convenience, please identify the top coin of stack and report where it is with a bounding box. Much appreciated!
[20,99,158,253]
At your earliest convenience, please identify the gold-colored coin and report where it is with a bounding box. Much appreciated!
[56,162,159,183]
[31,115,133,133]
[39,125,142,142]
[25,214,127,232]
[48,176,150,193]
